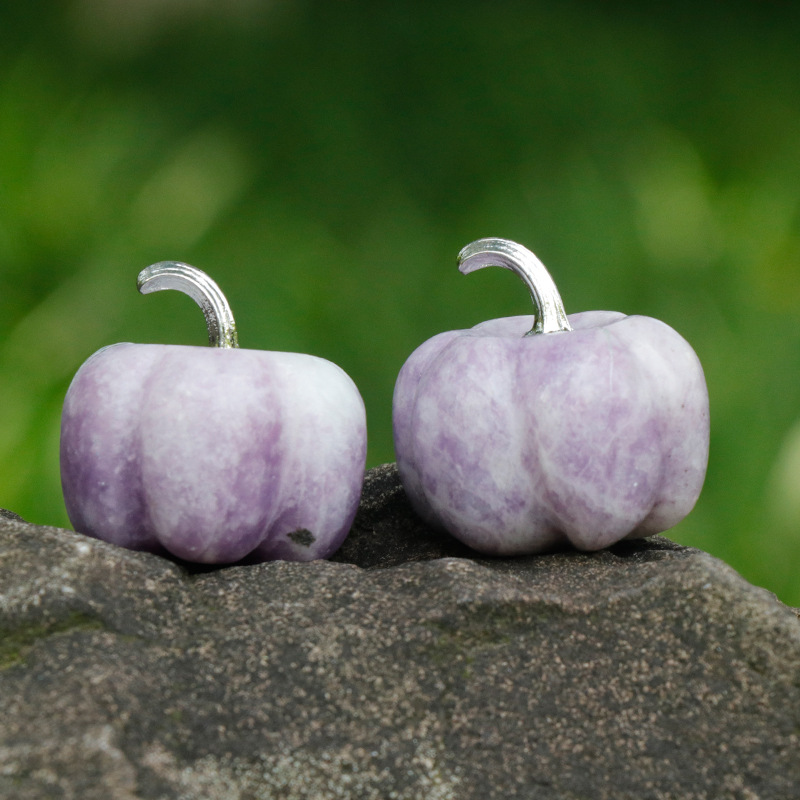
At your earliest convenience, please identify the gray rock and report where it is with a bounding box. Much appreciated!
[1,463,798,799]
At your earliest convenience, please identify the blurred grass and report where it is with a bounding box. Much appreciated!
[1,0,799,603]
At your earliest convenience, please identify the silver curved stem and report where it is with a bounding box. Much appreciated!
[137,262,239,349]
[457,238,572,335]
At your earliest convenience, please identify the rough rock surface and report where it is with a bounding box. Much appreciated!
[1,464,798,799]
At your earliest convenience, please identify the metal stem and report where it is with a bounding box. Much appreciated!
[457,238,572,335]
[137,262,239,349]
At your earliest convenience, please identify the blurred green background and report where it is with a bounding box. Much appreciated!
[1,1,799,603]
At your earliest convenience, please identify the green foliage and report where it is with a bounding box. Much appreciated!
[1,1,799,602]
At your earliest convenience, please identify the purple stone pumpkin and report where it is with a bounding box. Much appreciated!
[60,262,366,564]
[393,238,709,555]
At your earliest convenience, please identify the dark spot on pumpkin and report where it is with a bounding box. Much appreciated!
[288,529,316,547]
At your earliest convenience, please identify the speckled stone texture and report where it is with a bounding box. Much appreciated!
[1,464,798,799]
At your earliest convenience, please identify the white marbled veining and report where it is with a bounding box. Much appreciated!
[60,343,367,563]
[393,311,710,554]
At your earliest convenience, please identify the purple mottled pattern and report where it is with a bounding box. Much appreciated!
[393,311,710,555]
[60,343,367,563]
